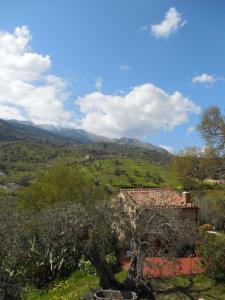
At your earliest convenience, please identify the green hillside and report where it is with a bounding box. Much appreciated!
[0,119,173,190]
[0,138,176,190]
[78,157,178,189]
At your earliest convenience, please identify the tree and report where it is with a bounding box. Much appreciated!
[197,106,225,177]
[113,197,198,299]
[0,185,120,298]
[198,232,225,281]
[172,146,222,189]
[198,106,225,153]
[172,147,205,189]
[19,164,106,211]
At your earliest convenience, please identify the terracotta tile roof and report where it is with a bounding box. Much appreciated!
[118,188,197,208]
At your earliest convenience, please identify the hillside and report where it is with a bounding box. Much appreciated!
[0,120,76,145]
[79,157,178,189]
[6,120,169,154]
[0,119,175,190]
[38,123,168,153]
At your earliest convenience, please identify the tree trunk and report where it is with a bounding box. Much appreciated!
[86,253,123,290]
[124,248,155,300]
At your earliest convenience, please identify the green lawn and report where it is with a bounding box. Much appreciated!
[155,275,225,300]
[21,271,127,300]
[21,271,99,300]
[22,271,225,300]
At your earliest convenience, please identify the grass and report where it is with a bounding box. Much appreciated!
[155,274,225,299]
[80,158,179,189]
[22,271,225,300]
[21,271,99,300]
[21,271,128,300]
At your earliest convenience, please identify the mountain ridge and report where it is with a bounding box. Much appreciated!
[0,119,169,155]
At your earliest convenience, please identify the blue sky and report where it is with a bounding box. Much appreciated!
[0,0,225,152]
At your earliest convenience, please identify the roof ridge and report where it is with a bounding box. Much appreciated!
[119,188,175,192]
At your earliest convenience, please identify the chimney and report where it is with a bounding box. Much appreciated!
[182,191,191,204]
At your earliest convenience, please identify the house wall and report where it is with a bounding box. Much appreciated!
[180,208,198,224]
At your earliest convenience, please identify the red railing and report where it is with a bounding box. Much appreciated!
[120,256,204,278]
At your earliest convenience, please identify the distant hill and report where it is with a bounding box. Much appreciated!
[114,137,167,153]
[0,120,78,145]
[0,119,174,189]
[37,123,168,154]
[1,119,169,154]
[0,119,171,166]
[38,124,111,144]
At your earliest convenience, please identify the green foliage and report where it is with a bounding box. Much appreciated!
[193,190,225,230]
[172,147,222,190]
[21,270,128,300]
[198,232,225,281]
[77,256,96,276]
[198,106,225,154]
[19,164,105,210]
[21,271,98,300]
[155,274,225,299]
[80,158,178,189]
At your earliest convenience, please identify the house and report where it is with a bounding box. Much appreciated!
[117,188,198,224]
[117,188,199,277]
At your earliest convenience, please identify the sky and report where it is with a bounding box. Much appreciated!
[0,0,225,153]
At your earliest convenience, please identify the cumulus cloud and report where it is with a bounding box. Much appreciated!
[159,145,173,153]
[192,73,216,84]
[95,77,103,91]
[0,26,76,126]
[151,7,186,38]
[76,83,201,139]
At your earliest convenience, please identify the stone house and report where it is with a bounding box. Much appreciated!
[116,188,199,258]
[117,188,198,224]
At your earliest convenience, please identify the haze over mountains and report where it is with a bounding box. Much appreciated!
[0,119,169,154]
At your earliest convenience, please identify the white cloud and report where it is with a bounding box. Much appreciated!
[159,145,173,153]
[186,126,195,135]
[192,73,216,84]
[151,7,186,38]
[118,65,131,71]
[0,26,76,126]
[76,83,201,139]
[140,25,149,31]
[95,77,103,91]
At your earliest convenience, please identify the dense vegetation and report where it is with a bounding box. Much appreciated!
[1,108,225,299]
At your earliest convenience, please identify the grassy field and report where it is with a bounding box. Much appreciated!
[21,271,127,300]
[156,275,225,299]
[80,157,179,189]
[0,140,178,190]
[22,271,225,300]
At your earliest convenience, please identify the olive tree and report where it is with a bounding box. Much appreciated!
[113,197,198,299]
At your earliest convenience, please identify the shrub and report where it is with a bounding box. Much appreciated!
[198,232,225,281]
[114,168,122,176]
[78,256,96,276]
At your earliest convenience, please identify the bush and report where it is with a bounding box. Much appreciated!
[114,168,122,176]
[78,256,96,276]
[198,232,225,281]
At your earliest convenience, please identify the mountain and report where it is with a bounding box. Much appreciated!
[0,119,170,157]
[114,137,167,153]
[0,119,77,145]
[38,125,111,144]
[0,119,173,185]
[38,124,168,154]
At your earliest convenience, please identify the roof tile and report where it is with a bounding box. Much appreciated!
[119,188,197,208]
